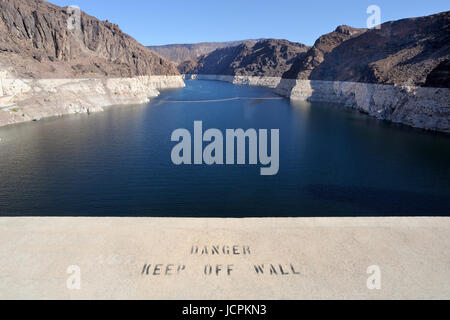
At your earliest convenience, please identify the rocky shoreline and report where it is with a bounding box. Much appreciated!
[0,75,185,127]
[184,74,450,133]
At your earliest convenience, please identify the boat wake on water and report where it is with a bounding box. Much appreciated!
[158,97,285,103]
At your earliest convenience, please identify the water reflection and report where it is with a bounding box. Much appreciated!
[0,80,449,217]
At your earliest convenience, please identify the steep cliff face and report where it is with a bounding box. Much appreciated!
[179,39,309,77]
[148,40,261,65]
[287,11,450,88]
[0,0,179,78]
[424,59,450,88]
[283,25,366,80]
[0,0,185,128]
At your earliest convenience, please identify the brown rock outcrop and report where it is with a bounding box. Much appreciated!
[286,11,450,88]
[178,39,309,77]
[0,0,179,78]
[282,25,366,80]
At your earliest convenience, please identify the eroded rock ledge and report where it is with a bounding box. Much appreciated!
[184,74,450,133]
[0,75,185,127]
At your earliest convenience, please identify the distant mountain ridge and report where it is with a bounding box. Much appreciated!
[148,40,262,65]
[179,39,310,77]
[0,0,179,78]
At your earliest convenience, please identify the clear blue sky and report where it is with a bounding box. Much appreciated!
[49,0,449,46]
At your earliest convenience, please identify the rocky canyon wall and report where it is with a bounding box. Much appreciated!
[0,0,187,128]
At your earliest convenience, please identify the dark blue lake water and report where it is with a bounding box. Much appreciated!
[0,80,449,217]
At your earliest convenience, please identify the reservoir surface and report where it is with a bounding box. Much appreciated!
[0,80,449,217]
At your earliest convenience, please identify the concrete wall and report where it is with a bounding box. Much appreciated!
[1,217,449,299]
